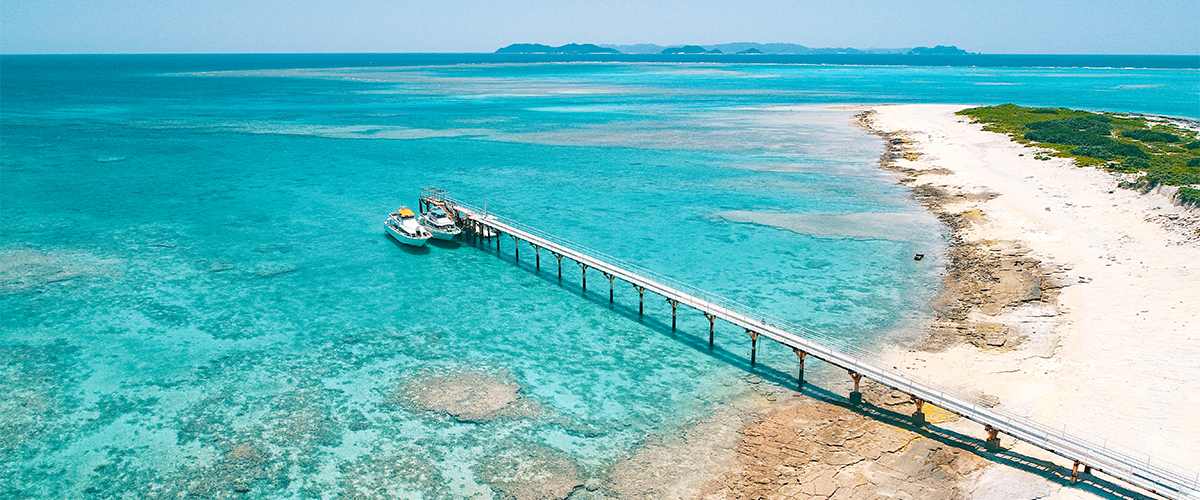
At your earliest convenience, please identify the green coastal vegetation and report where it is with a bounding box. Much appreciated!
[957,104,1200,207]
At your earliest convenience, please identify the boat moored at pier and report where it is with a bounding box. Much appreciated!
[386,207,431,246]
[418,208,462,240]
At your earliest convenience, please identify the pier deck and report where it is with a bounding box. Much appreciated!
[420,188,1198,500]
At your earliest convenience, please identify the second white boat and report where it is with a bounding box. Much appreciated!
[418,207,462,240]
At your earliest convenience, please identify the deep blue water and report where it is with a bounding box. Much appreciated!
[1,54,1197,498]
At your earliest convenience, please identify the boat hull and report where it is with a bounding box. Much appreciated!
[386,223,429,247]
[428,230,459,241]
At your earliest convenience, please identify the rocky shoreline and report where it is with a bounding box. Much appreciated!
[855,109,1070,352]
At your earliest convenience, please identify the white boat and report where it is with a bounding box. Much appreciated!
[386,207,431,247]
[418,208,462,240]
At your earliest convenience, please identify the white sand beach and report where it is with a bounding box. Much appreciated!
[867,104,1200,484]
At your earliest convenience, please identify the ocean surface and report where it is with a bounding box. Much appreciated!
[2,54,1197,499]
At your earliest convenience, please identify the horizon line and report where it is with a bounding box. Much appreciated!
[3,51,1199,57]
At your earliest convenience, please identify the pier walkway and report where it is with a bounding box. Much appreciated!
[419,188,1198,500]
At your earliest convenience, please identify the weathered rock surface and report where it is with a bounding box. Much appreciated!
[702,397,988,499]
[857,111,1066,352]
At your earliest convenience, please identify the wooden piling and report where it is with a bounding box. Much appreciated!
[704,313,715,348]
[667,299,679,330]
[579,262,589,293]
[985,425,1001,452]
[793,348,807,388]
[633,285,646,315]
[603,272,615,303]
[747,329,760,366]
[849,371,863,404]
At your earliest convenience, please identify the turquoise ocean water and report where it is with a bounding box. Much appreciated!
[2,55,1197,498]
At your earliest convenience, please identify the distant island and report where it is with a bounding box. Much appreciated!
[494,42,972,55]
[600,42,914,54]
[907,45,971,55]
[661,45,722,54]
[495,43,620,54]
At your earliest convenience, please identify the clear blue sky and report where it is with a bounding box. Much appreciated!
[3,0,1198,54]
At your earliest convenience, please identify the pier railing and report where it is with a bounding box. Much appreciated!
[427,190,1199,499]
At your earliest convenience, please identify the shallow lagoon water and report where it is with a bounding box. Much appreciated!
[2,56,1197,498]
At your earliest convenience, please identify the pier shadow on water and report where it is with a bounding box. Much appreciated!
[467,234,1166,500]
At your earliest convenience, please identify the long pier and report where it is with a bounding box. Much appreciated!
[418,187,1199,500]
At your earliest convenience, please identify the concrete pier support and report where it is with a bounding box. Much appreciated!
[552,252,563,280]
[704,313,715,348]
[912,398,926,427]
[667,299,679,330]
[603,272,615,303]
[985,425,1001,452]
[578,262,589,293]
[1071,461,1082,485]
[633,285,646,315]
[793,348,807,389]
[511,235,520,261]
[531,244,541,271]
[747,329,760,366]
[496,230,501,252]
[849,372,863,404]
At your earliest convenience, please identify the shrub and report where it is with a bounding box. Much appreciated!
[1024,130,1111,146]
[1027,116,1113,135]
[1178,187,1200,207]
[1030,108,1059,114]
[1188,157,1200,167]
[1072,146,1112,160]
[1186,140,1200,150]
[1105,142,1150,159]
[1024,116,1117,147]
[1144,169,1200,187]
[1109,159,1146,173]
[1121,129,1181,143]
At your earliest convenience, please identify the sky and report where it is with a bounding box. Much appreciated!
[2,0,1198,55]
